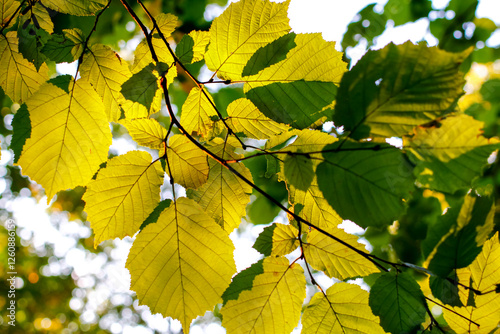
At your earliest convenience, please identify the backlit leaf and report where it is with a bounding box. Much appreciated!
[127,197,236,334]
[120,118,167,149]
[81,44,132,122]
[303,283,385,334]
[176,30,210,64]
[180,87,217,138]
[151,13,178,37]
[17,76,111,201]
[42,0,107,16]
[187,137,253,233]
[253,223,299,257]
[304,225,379,281]
[41,28,85,63]
[166,134,209,189]
[220,256,305,334]
[0,31,49,103]
[405,114,500,193]
[334,41,472,139]
[205,0,291,80]
[369,271,427,334]
[1,0,18,28]
[11,103,30,163]
[83,151,164,247]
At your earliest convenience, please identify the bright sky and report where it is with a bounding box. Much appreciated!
[2,0,500,333]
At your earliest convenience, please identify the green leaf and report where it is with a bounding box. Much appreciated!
[369,271,427,334]
[180,87,217,138]
[166,134,209,189]
[121,63,159,112]
[81,44,132,122]
[303,224,379,281]
[16,77,111,201]
[302,283,385,334]
[126,197,236,334]
[220,256,305,334]
[41,28,85,64]
[120,118,167,149]
[205,0,291,80]
[0,31,49,103]
[429,275,463,307]
[11,103,30,163]
[317,141,414,228]
[253,223,299,257]
[334,41,472,139]
[42,0,107,16]
[405,114,500,194]
[83,151,164,247]
[187,138,253,233]
[425,193,495,278]
[175,30,210,64]
[341,4,387,53]
[225,98,291,139]
[17,24,48,71]
[283,152,314,191]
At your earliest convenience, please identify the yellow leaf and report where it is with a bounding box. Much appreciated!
[205,0,291,80]
[166,135,209,189]
[120,118,167,149]
[83,151,164,247]
[151,13,178,37]
[443,232,500,334]
[221,256,305,334]
[176,30,210,64]
[1,0,18,29]
[180,87,217,138]
[17,78,111,201]
[226,98,291,139]
[304,225,379,280]
[187,138,252,233]
[132,37,175,75]
[303,283,386,334]
[126,197,236,334]
[0,31,49,103]
[253,223,300,256]
[80,44,132,122]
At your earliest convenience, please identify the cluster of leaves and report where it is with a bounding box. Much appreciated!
[1,0,500,333]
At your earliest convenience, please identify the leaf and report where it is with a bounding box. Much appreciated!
[83,151,164,247]
[0,31,49,103]
[180,87,217,138]
[304,224,379,281]
[205,0,291,80]
[187,138,253,233]
[80,44,132,122]
[283,152,314,191]
[131,37,175,74]
[253,223,299,257]
[17,24,48,71]
[220,256,305,334]
[442,233,500,334]
[302,283,386,334]
[41,28,85,64]
[121,63,160,112]
[120,118,167,149]
[424,193,495,278]
[225,98,291,139]
[334,41,472,139]
[429,275,463,307]
[369,271,427,334]
[42,0,107,16]
[32,3,54,33]
[126,197,236,334]
[175,30,210,64]
[16,76,111,201]
[405,114,500,194]
[317,141,414,228]
[11,103,30,163]
[139,199,172,230]
[1,0,18,28]
[151,13,178,37]
[166,134,209,189]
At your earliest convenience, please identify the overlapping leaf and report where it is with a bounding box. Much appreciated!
[187,138,252,233]
[317,140,414,228]
[42,28,85,63]
[0,31,48,103]
[304,224,379,280]
[405,114,500,193]
[17,77,111,201]
[166,134,209,189]
[253,223,299,256]
[442,232,500,334]
[334,41,472,139]
[302,283,385,334]
[176,30,210,64]
[42,0,107,16]
[205,0,291,80]
[83,151,164,247]
[180,87,217,138]
[1,0,18,28]
[126,197,236,334]
[220,256,305,334]
[225,98,291,139]
[81,44,132,122]
[120,118,167,149]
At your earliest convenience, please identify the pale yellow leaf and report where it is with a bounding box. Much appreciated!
[180,87,217,138]
[120,118,167,149]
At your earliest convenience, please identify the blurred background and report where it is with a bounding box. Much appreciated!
[0,0,499,333]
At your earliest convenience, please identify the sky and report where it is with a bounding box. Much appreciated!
[2,0,500,333]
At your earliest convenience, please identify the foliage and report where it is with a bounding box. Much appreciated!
[1,0,500,333]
